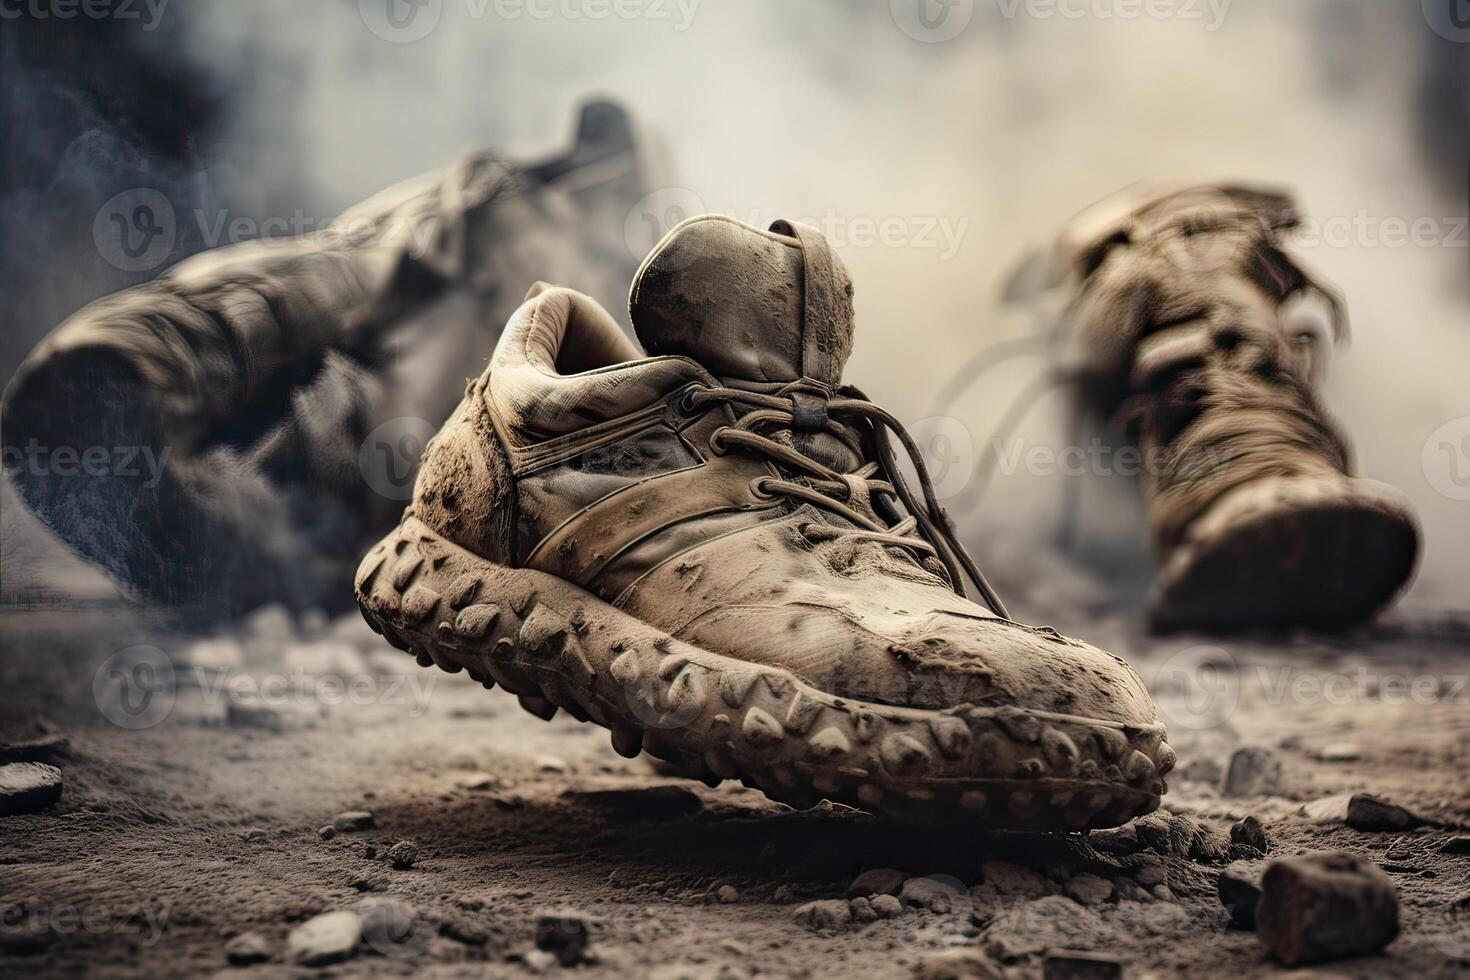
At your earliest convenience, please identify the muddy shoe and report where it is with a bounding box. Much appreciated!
[356,214,1169,828]
[1007,183,1419,631]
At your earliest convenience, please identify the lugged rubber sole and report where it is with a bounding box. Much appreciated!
[355,516,1170,829]
[1150,476,1420,633]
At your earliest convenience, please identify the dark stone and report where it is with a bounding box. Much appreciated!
[1230,815,1270,852]
[0,735,68,764]
[1043,950,1124,979]
[1344,794,1425,832]
[1439,836,1470,856]
[0,762,62,816]
[1222,747,1281,797]
[385,839,418,869]
[1255,852,1399,965]
[1217,859,1267,929]
[224,931,272,965]
[331,810,375,832]
[847,867,906,898]
[534,907,591,966]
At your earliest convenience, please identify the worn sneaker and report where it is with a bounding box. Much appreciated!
[356,214,1169,828]
[1007,183,1419,631]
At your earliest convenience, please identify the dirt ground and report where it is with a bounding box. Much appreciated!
[2,574,1469,978]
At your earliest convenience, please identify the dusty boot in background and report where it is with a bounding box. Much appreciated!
[1006,183,1419,631]
[1,100,648,624]
[357,214,1171,828]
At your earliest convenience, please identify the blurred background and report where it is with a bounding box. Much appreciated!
[2,0,1466,620]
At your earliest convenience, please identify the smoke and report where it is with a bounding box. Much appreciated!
[4,0,1465,612]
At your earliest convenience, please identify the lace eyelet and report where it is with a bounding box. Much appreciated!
[675,385,705,417]
[749,477,775,500]
[708,426,730,456]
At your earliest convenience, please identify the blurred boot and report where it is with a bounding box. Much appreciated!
[2,100,647,624]
[1007,183,1419,631]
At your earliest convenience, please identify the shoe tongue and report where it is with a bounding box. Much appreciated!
[628,215,855,386]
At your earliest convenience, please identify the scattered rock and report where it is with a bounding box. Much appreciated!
[792,900,852,932]
[536,755,568,774]
[1217,859,1267,929]
[534,907,592,966]
[1316,742,1363,763]
[287,910,360,966]
[901,876,966,913]
[1222,747,1282,797]
[849,896,877,923]
[317,825,336,841]
[358,897,421,954]
[847,867,906,898]
[386,839,419,869]
[1131,855,1168,888]
[771,884,796,904]
[224,931,272,965]
[456,772,500,791]
[331,810,375,833]
[224,696,288,731]
[870,894,904,918]
[1042,950,1124,979]
[0,734,68,764]
[563,784,702,819]
[1064,873,1113,906]
[715,885,739,904]
[1440,836,1470,856]
[914,947,1003,979]
[0,762,62,816]
[1344,793,1425,832]
[1299,793,1352,823]
[1255,852,1399,965]
[523,948,557,973]
[1230,815,1270,852]
[979,861,1051,899]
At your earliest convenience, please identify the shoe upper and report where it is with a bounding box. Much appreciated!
[411,214,1157,725]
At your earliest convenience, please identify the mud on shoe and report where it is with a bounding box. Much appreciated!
[356,214,1170,828]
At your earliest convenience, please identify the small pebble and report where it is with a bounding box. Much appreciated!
[534,907,591,966]
[386,839,419,869]
[715,885,739,904]
[317,825,336,841]
[914,947,1003,979]
[1344,793,1424,832]
[870,894,903,918]
[1230,815,1270,852]
[331,810,375,833]
[287,910,360,966]
[1222,747,1282,797]
[1064,874,1114,906]
[224,931,272,965]
[792,899,851,932]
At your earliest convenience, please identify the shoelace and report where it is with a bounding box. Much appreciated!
[682,383,1010,618]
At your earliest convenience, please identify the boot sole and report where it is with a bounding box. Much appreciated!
[1150,476,1420,633]
[356,516,1169,829]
